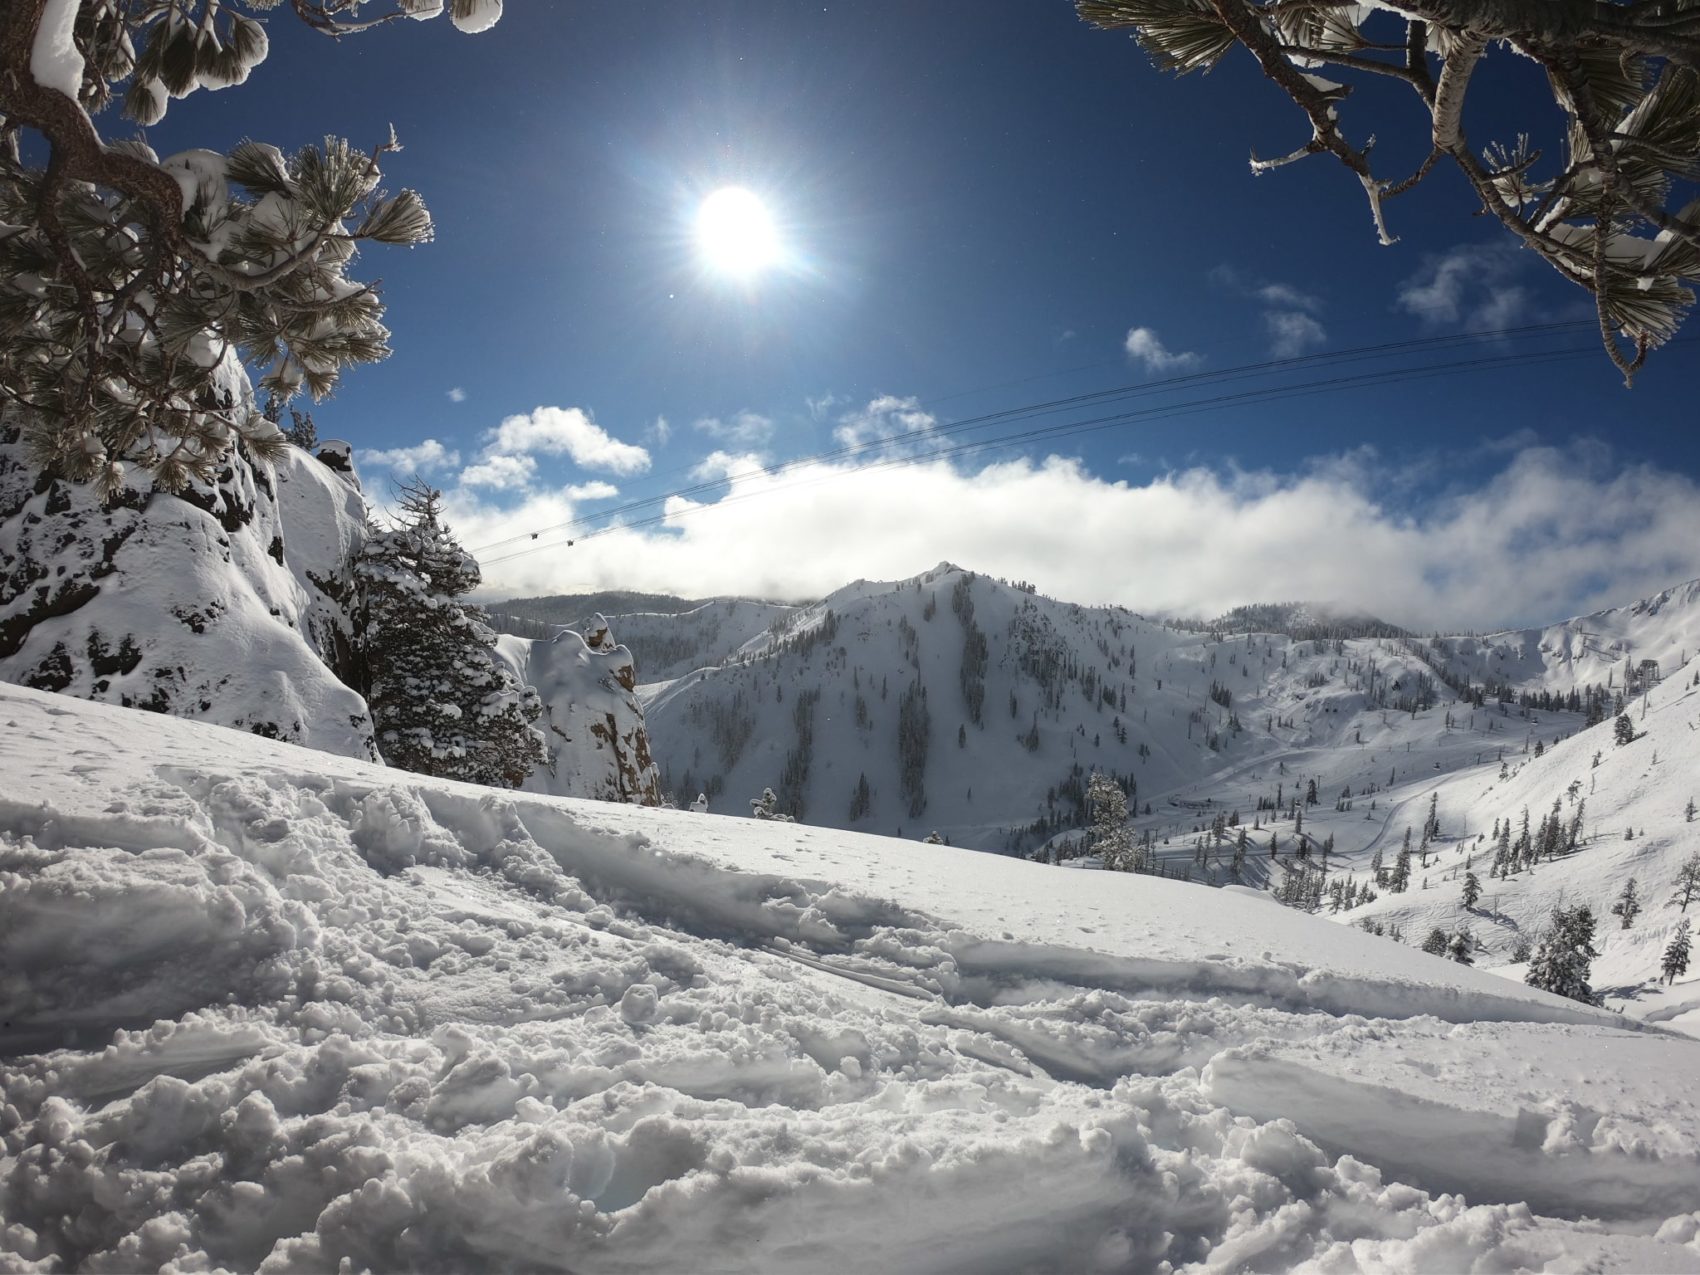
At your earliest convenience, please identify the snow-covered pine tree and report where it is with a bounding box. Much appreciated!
[1420,927,1449,956]
[1664,919,1692,985]
[1078,0,1700,383]
[1461,870,1482,910]
[750,786,795,822]
[1,0,498,495]
[357,482,546,789]
[1525,905,1600,1005]
[1611,878,1642,929]
[1615,714,1637,746]
[1446,929,1474,966]
[1676,853,1700,913]
[1390,828,1413,893]
[1087,771,1133,871]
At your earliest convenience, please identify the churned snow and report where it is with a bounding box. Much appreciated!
[5,683,1700,1271]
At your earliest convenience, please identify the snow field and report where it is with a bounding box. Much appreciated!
[5,685,1700,1270]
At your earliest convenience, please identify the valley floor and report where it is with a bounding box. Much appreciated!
[4,684,1700,1272]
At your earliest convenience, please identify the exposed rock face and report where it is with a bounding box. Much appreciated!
[0,411,376,758]
[493,615,662,805]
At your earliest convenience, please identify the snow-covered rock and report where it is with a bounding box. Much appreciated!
[0,410,375,758]
[494,614,661,805]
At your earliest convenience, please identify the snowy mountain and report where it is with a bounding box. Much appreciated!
[1316,660,1700,1022]
[1422,576,1700,699]
[0,408,376,759]
[493,593,798,683]
[4,680,1700,1271]
[493,615,663,805]
[640,563,1488,850]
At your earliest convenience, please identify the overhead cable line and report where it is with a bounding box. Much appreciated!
[479,331,1669,570]
[465,320,1594,556]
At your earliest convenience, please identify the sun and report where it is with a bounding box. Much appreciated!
[695,187,782,279]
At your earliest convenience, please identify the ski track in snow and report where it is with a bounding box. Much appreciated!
[4,684,1700,1272]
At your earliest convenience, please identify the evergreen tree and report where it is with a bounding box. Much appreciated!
[1673,852,1700,914]
[1420,927,1449,956]
[1615,714,1637,746]
[1088,771,1133,871]
[1390,828,1413,893]
[848,772,873,821]
[1525,905,1600,1005]
[357,482,545,788]
[1461,870,1482,910]
[1,0,490,494]
[1611,878,1642,929]
[1664,919,1692,985]
[1446,929,1474,966]
[1079,0,1700,382]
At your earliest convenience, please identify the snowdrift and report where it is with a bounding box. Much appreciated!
[4,684,1700,1271]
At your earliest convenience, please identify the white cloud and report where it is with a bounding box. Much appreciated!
[806,393,845,422]
[486,406,651,475]
[1265,310,1328,358]
[459,453,537,489]
[447,387,468,403]
[694,411,775,446]
[690,450,769,482]
[1124,327,1204,374]
[833,395,937,449]
[460,441,1700,631]
[1397,244,1530,331]
[1256,283,1321,312]
[564,480,619,501]
[649,415,672,447]
[357,439,461,474]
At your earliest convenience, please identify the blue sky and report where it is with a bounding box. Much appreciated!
[140,0,1700,623]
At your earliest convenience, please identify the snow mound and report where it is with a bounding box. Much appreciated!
[5,683,1700,1271]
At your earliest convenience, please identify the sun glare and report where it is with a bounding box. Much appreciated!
[696,186,782,279]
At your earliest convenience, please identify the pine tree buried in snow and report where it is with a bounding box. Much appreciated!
[356,482,546,789]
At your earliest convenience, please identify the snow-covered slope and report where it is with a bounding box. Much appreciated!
[1323,653,1700,1029]
[493,615,662,806]
[1426,577,1700,698]
[0,411,375,759]
[4,683,1700,1270]
[597,598,797,681]
[642,563,1498,851]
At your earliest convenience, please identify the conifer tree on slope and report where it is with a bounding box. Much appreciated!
[358,481,546,789]
[1079,0,1700,384]
[1525,904,1601,1005]
[1088,771,1134,871]
[1664,918,1692,985]
[0,0,499,495]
